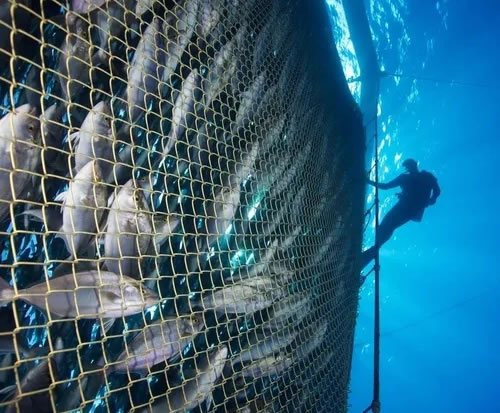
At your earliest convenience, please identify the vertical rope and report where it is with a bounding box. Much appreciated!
[363,87,381,413]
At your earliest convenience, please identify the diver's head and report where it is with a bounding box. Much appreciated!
[403,158,419,174]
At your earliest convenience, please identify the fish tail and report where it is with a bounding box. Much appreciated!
[0,277,15,302]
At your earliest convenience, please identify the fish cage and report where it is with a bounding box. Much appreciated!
[0,0,365,412]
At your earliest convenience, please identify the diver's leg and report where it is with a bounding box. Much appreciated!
[377,203,411,246]
[361,204,412,268]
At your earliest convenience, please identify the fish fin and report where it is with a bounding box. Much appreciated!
[205,393,214,412]
[101,290,122,304]
[69,132,80,146]
[0,278,14,302]
[107,192,115,208]
[17,208,63,232]
[54,191,67,207]
[17,208,44,223]
[143,278,157,292]
[102,318,115,334]
[0,384,16,398]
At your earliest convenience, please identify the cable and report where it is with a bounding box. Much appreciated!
[353,290,490,348]
[348,70,489,89]
[380,70,489,88]
[362,82,381,413]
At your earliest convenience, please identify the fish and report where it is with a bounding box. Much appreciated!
[56,375,89,412]
[56,160,108,258]
[0,271,158,319]
[201,25,244,107]
[262,293,310,332]
[0,0,34,69]
[3,338,63,413]
[93,0,132,65]
[72,0,107,13]
[72,101,114,176]
[197,0,221,40]
[310,230,338,268]
[267,143,311,200]
[126,17,164,122]
[292,320,328,361]
[160,0,200,86]
[198,275,285,315]
[260,115,285,154]
[104,179,153,278]
[0,334,35,358]
[0,104,41,222]
[198,141,259,249]
[111,313,204,373]
[251,16,274,75]
[236,353,293,381]
[233,329,298,365]
[234,73,266,128]
[58,12,91,102]
[135,0,155,17]
[162,69,200,157]
[40,103,69,173]
[139,345,228,412]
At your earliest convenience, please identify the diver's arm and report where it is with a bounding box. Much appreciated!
[428,179,441,205]
[367,175,403,190]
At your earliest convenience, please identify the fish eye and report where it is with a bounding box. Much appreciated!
[28,124,34,132]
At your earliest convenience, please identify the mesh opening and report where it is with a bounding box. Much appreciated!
[0,0,363,412]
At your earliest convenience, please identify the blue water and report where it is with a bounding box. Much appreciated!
[328,0,500,412]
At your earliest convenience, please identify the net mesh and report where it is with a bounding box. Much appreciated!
[0,0,363,412]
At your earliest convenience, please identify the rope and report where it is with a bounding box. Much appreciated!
[353,289,490,348]
[380,70,489,89]
[348,70,489,89]
[362,83,382,413]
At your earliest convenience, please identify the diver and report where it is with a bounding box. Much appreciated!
[362,159,440,268]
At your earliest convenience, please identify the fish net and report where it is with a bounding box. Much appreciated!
[0,0,365,412]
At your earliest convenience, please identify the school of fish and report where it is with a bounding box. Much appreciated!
[0,0,343,412]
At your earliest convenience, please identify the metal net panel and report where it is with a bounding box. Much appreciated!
[0,0,363,412]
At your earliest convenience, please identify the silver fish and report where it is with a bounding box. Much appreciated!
[0,271,158,319]
[268,142,311,200]
[104,179,153,278]
[135,0,155,17]
[93,0,131,64]
[58,12,91,102]
[4,338,63,413]
[140,345,228,412]
[161,0,200,86]
[162,69,200,157]
[260,115,285,154]
[73,101,114,175]
[199,275,284,315]
[72,0,107,13]
[234,73,266,127]
[237,353,293,380]
[0,334,36,358]
[40,103,67,172]
[127,17,164,122]
[197,0,221,39]
[202,24,245,107]
[57,160,108,258]
[112,314,204,373]
[263,293,310,332]
[0,104,40,222]
[234,329,298,365]
[293,320,328,361]
[198,141,259,249]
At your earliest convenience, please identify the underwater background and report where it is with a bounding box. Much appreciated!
[328,0,500,412]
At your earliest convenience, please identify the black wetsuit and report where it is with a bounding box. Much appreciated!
[362,170,440,267]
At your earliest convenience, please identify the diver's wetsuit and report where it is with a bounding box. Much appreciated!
[362,170,440,268]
